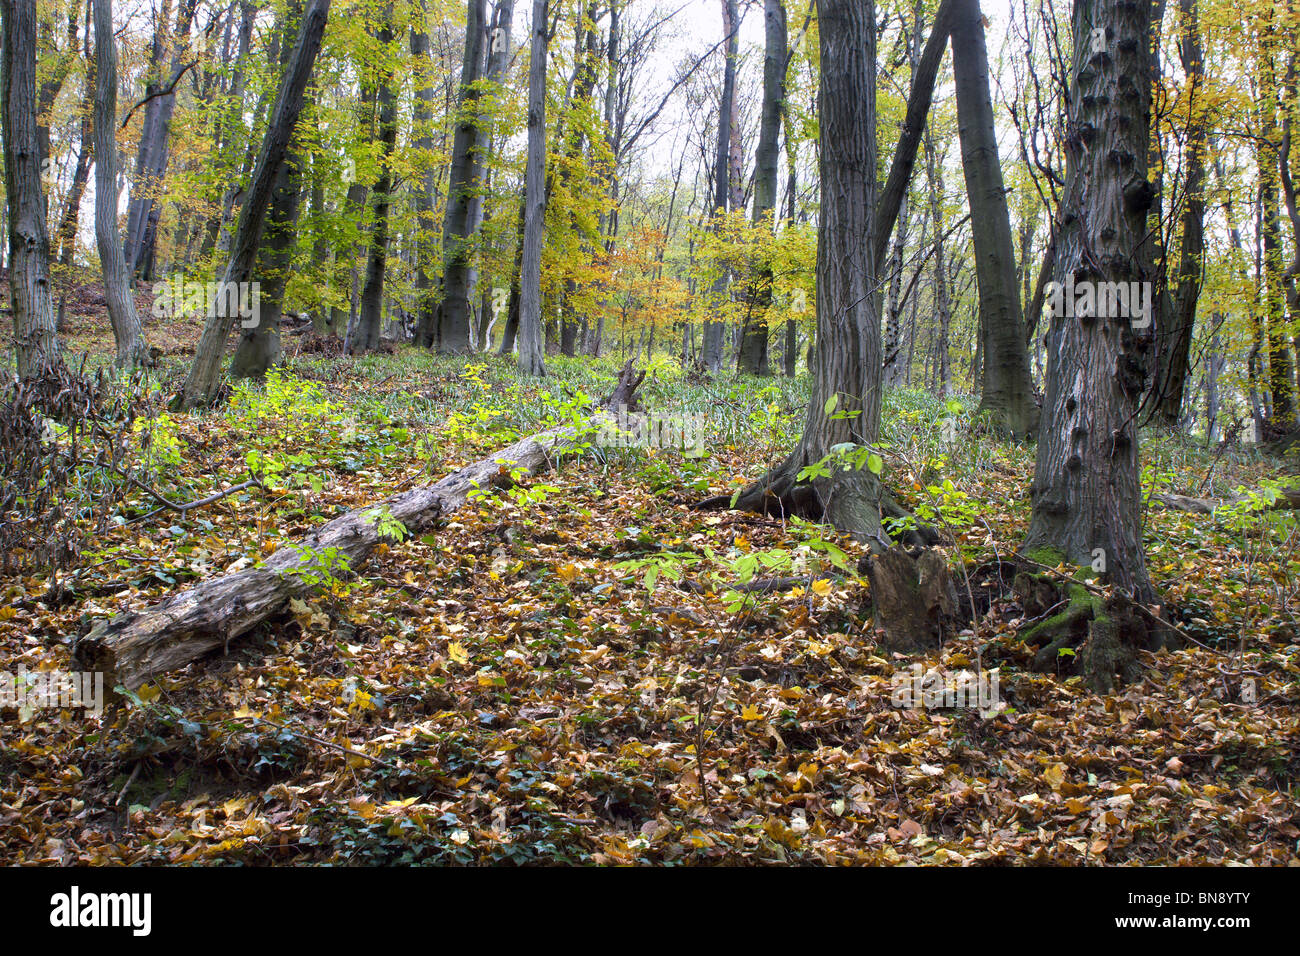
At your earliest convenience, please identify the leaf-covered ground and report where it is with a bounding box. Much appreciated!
[2,324,1298,865]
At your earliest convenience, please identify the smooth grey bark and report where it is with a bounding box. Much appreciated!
[951,0,1037,437]
[436,0,489,353]
[700,0,739,372]
[232,6,305,378]
[925,127,951,394]
[2,0,60,380]
[517,0,548,377]
[1022,0,1157,605]
[173,0,330,410]
[123,0,197,281]
[465,0,515,349]
[351,2,398,355]
[411,13,441,348]
[92,0,149,367]
[873,0,952,268]
[736,0,786,376]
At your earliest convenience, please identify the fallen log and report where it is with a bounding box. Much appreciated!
[74,362,646,691]
[1151,487,1300,514]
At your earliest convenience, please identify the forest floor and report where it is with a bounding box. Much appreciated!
[1,307,1298,865]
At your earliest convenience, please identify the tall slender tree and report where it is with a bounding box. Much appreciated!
[736,0,786,376]
[517,0,548,377]
[2,0,60,380]
[351,1,399,354]
[92,0,150,366]
[436,0,489,353]
[173,0,331,410]
[699,0,739,372]
[726,0,885,542]
[951,0,1037,437]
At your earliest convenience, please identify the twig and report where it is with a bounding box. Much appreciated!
[120,61,197,129]
[116,760,142,806]
[229,714,400,770]
[1015,555,1212,652]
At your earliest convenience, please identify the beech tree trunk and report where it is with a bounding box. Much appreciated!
[92,0,150,367]
[436,0,488,354]
[173,0,330,410]
[736,0,786,377]
[2,0,60,380]
[700,0,739,373]
[951,0,1037,437]
[351,2,398,355]
[925,127,951,394]
[231,8,306,379]
[122,0,197,281]
[410,11,439,348]
[874,0,951,269]
[516,0,548,377]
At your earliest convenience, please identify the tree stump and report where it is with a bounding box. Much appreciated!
[865,546,958,653]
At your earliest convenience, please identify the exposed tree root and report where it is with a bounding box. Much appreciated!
[696,456,940,551]
[1012,553,1163,693]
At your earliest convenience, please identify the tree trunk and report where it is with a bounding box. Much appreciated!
[53,14,94,269]
[736,0,786,376]
[436,0,489,354]
[231,11,305,379]
[516,0,548,377]
[726,0,886,546]
[925,127,951,394]
[700,0,739,373]
[351,3,398,355]
[172,0,330,411]
[334,81,375,343]
[1020,0,1159,691]
[2,0,60,380]
[410,8,439,348]
[874,0,952,268]
[92,0,149,367]
[1152,0,1205,427]
[465,0,515,348]
[951,0,1037,437]
[123,0,197,281]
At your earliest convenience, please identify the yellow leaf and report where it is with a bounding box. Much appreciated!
[448,642,469,665]
[811,578,832,596]
[1043,762,1067,790]
[557,563,579,583]
[740,704,764,721]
